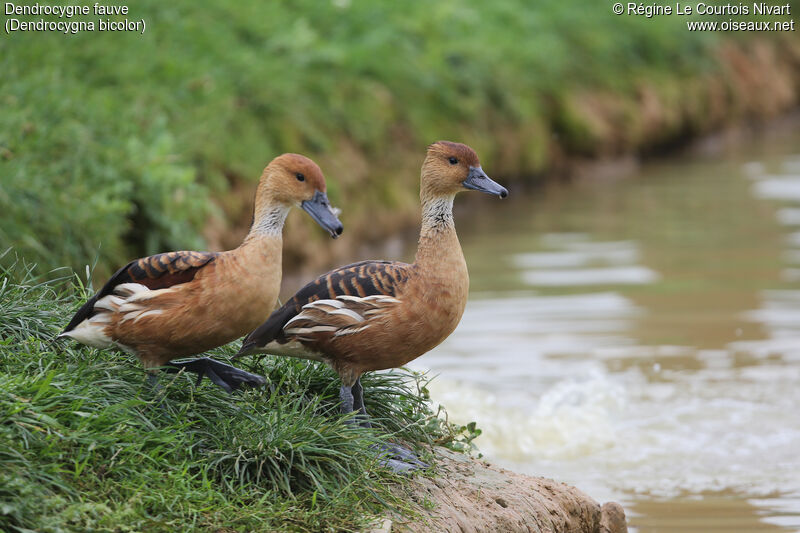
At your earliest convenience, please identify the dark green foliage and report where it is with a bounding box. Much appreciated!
[0,0,739,278]
[0,265,476,532]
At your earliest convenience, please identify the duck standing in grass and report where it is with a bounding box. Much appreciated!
[59,154,343,393]
[236,142,507,469]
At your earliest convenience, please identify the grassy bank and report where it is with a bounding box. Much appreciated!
[0,260,477,532]
[3,1,798,280]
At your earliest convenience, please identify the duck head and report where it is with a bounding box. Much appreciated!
[254,153,343,238]
[421,141,508,200]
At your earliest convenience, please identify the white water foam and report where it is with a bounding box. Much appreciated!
[422,361,800,501]
[416,280,800,503]
[427,373,626,461]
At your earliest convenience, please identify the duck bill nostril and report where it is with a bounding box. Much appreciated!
[301,191,345,239]
[463,166,508,198]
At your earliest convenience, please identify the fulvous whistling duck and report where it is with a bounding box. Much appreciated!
[59,154,343,392]
[235,141,507,470]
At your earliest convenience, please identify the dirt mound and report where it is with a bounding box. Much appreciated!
[384,447,627,533]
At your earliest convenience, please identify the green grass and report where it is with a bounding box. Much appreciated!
[0,258,475,532]
[4,0,790,279]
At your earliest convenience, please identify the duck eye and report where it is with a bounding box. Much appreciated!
[448,157,458,165]
[296,173,305,182]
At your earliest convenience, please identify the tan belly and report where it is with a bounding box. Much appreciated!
[113,280,278,366]
[330,294,467,375]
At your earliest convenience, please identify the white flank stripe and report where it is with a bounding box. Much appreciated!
[306,299,345,309]
[94,295,124,311]
[114,283,149,296]
[307,325,338,333]
[361,295,401,304]
[326,308,365,322]
[128,287,175,302]
[284,325,337,336]
[133,309,164,323]
[337,295,364,302]
[119,310,144,323]
[284,314,309,328]
[118,302,144,313]
[282,327,304,336]
[334,324,371,337]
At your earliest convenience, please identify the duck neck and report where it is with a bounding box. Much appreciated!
[243,202,289,245]
[414,194,464,269]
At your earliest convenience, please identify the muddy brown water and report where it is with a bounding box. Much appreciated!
[396,125,800,532]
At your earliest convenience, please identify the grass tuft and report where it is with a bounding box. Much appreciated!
[0,265,476,532]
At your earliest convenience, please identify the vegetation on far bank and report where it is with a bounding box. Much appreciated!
[3,0,798,279]
[0,258,480,532]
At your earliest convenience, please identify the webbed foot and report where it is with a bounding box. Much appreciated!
[165,357,266,393]
[373,442,428,473]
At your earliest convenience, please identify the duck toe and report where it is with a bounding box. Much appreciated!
[165,357,266,393]
[373,442,428,472]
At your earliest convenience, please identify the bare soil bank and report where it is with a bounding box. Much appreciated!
[379,448,627,533]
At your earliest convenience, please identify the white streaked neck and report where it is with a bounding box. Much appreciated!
[421,195,455,233]
[247,204,290,240]
[415,193,463,268]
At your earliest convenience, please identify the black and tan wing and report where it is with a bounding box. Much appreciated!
[238,260,412,354]
[62,251,219,334]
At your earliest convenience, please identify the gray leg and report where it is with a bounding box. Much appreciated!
[351,377,371,428]
[146,372,161,392]
[345,377,427,473]
[144,372,171,415]
[339,384,355,417]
